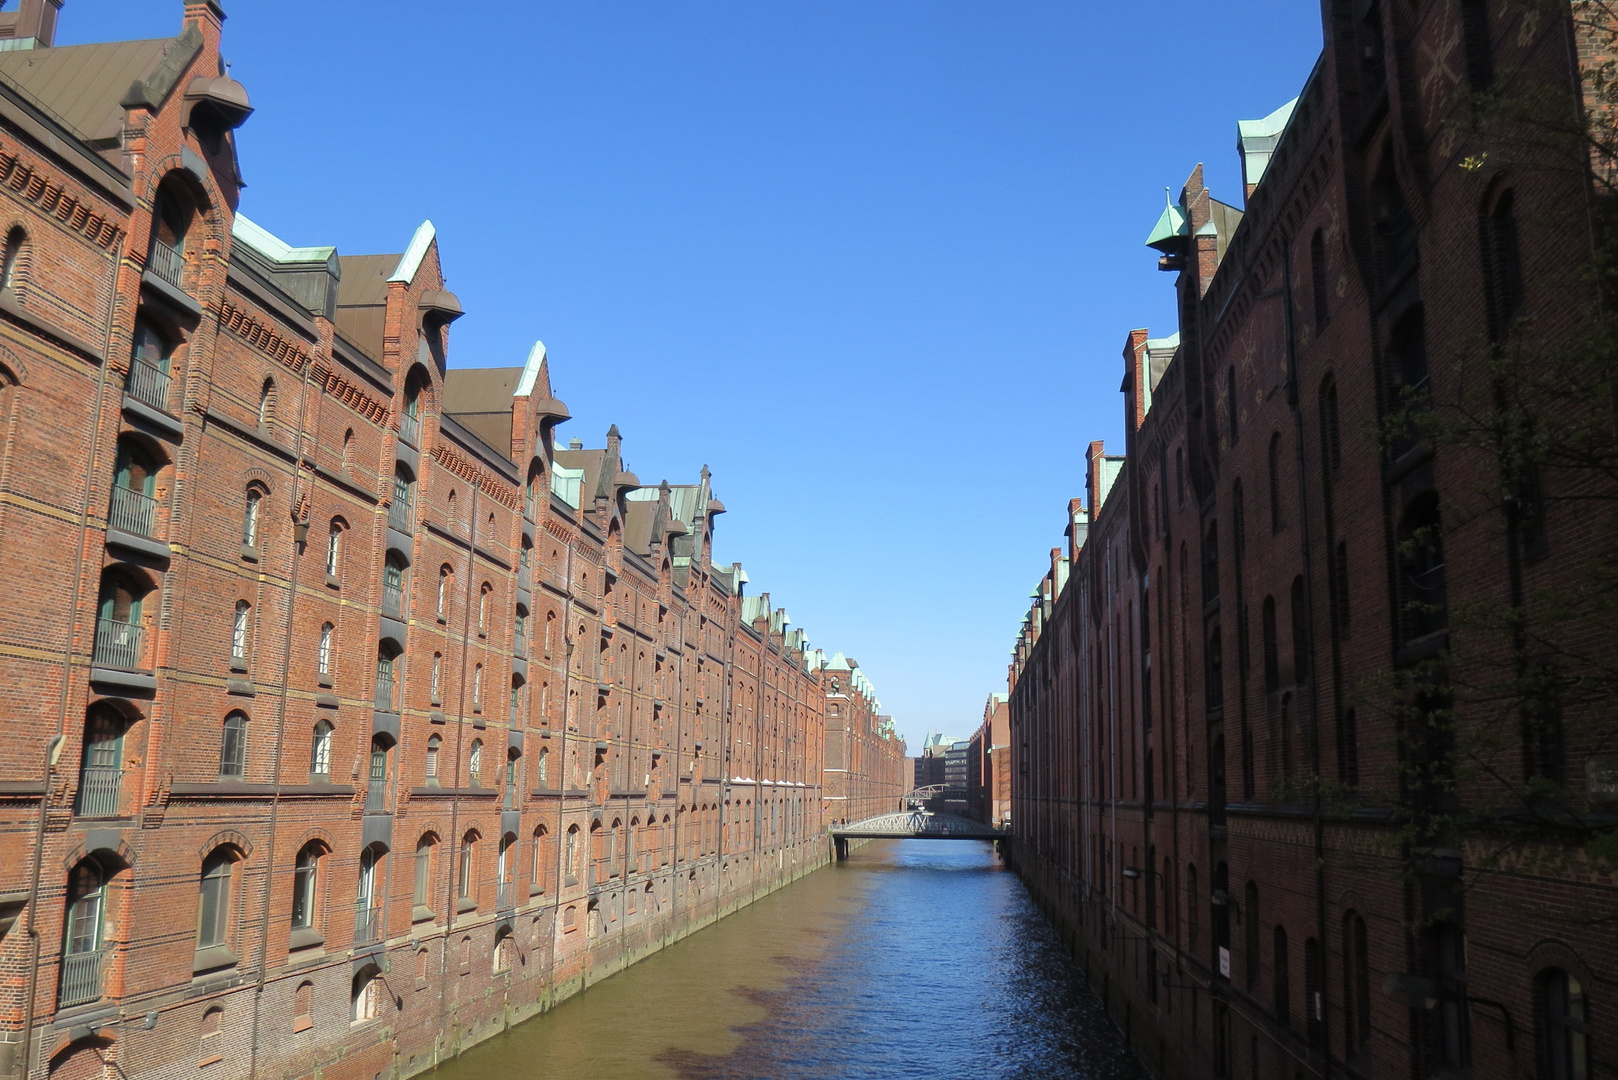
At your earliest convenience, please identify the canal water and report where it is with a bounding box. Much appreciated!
[434,839,1141,1080]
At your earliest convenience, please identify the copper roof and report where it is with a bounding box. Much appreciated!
[441,367,521,459]
[0,37,176,141]
[333,254,397,361]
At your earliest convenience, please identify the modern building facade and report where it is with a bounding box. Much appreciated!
[1006,5,1617,1080]
[0,5,905,1080]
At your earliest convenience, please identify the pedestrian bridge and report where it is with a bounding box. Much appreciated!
[830,810,1007,859]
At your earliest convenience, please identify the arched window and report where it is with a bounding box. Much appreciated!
[76,707,125,818]
[109,437,159,538]
[375,645,399,712]
[351,966,382,1023]
[60,857,110,1006]
[1187,864,1198,947]
[341,428,354,473]
[231,600,250,664]
[1262,596,1279,692]
[1536,968,1590,1080]
[1226,366,1239,444]
[1310,228,1330,333]
[536,746,549,788]
[291,843,322,931]
[1343,912,1371,1060]
[1460,0,1493,90]
[1318,377,1342,477]
[1268,433,1284,531]
[293,981,313,1032]
[310,720,333,777]
[94,571,148,671]
[197,849,236,950]
[318,622,335,681]
[355,845,382,943]
[198,1006,223,1064]
[0,225,25,291]
[1280,693,1295,781]
[325,520,344,578]
[447,489,458,529]
[220,712,248,778]
[1483,186,1523,339]
[497,834,515,906]
[258,378,276,429]
[1273,924,1291,1026]
[425,734,441,784]
[437,565,451,619]
[127,318,175,410]
[510,676,524,724]
[458,832,477,901]
[514,608,528,657]
[478,583,491,635]
[494,931,515,974]
[401,380,422,446]
[531,825,549,892]
[564,824,579,882]
[1245,881,1261,990]
[242,488,262,549]
[468,739,483,786]
[472,664,483,712]
[390,465,415,532]
[1290,575,1311,683]
[413,834,437,909]
[382,555,407,619]
[430,652,442,705]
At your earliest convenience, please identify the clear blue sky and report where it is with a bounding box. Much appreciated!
[66,1,1321,753]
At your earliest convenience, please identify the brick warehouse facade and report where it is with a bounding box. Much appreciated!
[817,652,905,826]
[0,4,907,1080]
[1006,5,1617,1080]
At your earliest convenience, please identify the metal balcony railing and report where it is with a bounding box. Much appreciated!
[375,674,396,713]
[496,882,513,910]
[513,631,526,658]
[353,904,380,945]
[58,949,106,1007]
[400,411,420,447]
[387,501,413,534]
[146,238,185,289]
[93,618,144,671]
[382,580,404,619]
[125,358,172,412]
[107,485,156,537]
[75,766,122,818]
[364,783,387,813]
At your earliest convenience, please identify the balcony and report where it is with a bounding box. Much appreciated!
[399,411,420,448]
[146,238,185,290]
[387,501,413,535]
[496,882,513,910]
[375,674,396,713]
[57,949,106,1008]
[107,485,156,538]
[513,631,527,659]
[125,358,172,413]
[382,580,404,620]
[353,904,380,946]
[93,618,144,671]
[75,766,122,818]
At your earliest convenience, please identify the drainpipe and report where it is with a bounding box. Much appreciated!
[24,226,124,1080]
[552,538,575,926]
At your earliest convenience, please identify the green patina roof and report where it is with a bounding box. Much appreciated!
[1144,188,1188,252]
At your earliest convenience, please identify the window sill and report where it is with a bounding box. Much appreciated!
[229,660,248,674]
[326,574,341,590]
[456,896,477,914]
[291,1016,312,1034]
[193,944,239,975]
[288,926,325,951]
[317,674,333,689]
[241,545,259,562]
[412,904,435,924]
[198,1054,223,1068]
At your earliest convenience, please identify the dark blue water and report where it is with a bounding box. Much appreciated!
[438,840,1141,1080]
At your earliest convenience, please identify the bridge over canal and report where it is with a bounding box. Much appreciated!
[829,807,1007,860]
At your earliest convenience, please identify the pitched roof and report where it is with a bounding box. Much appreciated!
[333,254,397,360]
[441,367,521,460]
[0,35,182,143]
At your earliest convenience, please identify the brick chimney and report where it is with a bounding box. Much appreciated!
[0,0,63,48]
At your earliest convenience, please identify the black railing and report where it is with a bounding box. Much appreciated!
[108,485,156,537]
[146,238,185,289]
[400,411,420,447]
[58,949,105,1007]
[354,904,380,945]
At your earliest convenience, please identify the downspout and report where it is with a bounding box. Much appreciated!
[24,225,124,1080]
[552,537,575,908]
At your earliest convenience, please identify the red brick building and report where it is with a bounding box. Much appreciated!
[1007,5,1617,1080]
[816,652,906,825]
[0,4,902,1079]
[967,693,1010,826]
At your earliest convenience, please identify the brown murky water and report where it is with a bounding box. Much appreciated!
[433,840,1140,1080]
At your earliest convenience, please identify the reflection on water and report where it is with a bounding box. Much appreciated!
[435,840,1140,1080]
